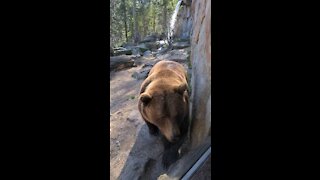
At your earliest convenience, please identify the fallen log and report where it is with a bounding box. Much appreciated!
[110,55,136,71]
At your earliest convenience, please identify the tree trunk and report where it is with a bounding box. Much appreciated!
[162,0,168,34]
[151,1,156,33]
[141,3,149,38]
[153,10,156,33]
[122,0,128,42]
[130,15,134,40]
[132,0,139,44]
[141,3,146,38]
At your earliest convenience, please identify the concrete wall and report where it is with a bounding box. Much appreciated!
[189,0,211,148]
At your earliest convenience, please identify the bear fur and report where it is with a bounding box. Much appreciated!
[138,60,189,168]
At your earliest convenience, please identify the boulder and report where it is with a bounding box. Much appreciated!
[121,42,135,49]
[110,55,136,71]
[159,33,167,40]
[132,48,142,55]
[145,41,160,51]
[156,47,170,55]
[143,50,152,57]
[127,44,150,56]
[172,41,190,49]
[142,63,154,68]
[113,47,133,56]
[136,44,149,53]
[139,35,157,43]
[189,0,211,148]
[113,47,126,51]
[174,38,190,43]
[156,49,190,62]
[131,67,152,80]
[158,40,167,46]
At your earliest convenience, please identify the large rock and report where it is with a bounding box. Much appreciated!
[172,41,190,49]
[110,55,136,71]
[121,42,135,49]
[136,44,149,53]
[118,125,166,180]
[172,1,193,40]
[139,35,158,43]
[156,49,190,62]
[175,38,190,43]
[131,67,152,80]
[132,47,142,55]
[127,44,150,56]
[189,0,211,148]
[159,33,167,40]
[158,40,167,46]
[113,47,133,56]
[143,50,152,57]
[145,41,160,51]
[113,47,125,51]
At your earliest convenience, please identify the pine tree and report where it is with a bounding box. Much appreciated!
[110,0,178,47]
[121,0,128,42]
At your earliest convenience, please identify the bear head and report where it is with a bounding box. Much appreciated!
[139,82,189,143]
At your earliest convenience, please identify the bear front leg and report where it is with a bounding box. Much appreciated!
[145,121,159,136]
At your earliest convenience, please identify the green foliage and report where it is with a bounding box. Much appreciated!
[110,0,179,47]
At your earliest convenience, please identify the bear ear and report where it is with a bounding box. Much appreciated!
[175,83,188,95]
[140,93,152,105]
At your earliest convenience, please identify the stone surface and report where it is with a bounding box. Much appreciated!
[143,50,152,57]
[139,34,158,43]
[173,0,192,40]
[189,0,211,148]
[110,55,136,71]
[118,125,166,180]
[145,41,160,51]
[136,43,149,53]
[131,67,151,80]
[114,48,133,56]
[142,62,154,68]
[172,41,190,49]
[131,47,142,55]
[156,48,190,62]
[121,42,135,48]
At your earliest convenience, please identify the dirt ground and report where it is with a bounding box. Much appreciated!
[110,56,154,180]
[110,49,194,180]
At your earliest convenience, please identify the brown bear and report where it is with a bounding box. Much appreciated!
[138,60,189,168]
